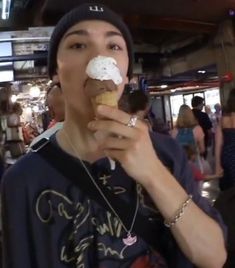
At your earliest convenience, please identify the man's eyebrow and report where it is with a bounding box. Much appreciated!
[105,31,123,38]
[63,29,123,39]
[63,29,88,39]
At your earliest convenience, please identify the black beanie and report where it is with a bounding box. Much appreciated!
[48,3,133,80]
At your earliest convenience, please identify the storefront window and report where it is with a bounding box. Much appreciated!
[183,94,193,107]
[204,88,221,112]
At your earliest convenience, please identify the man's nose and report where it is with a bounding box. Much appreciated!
[87,45,110,61]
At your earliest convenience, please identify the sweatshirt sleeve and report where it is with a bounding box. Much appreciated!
[1,167,35,268]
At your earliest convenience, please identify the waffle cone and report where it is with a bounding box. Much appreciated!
[92,91,118,109]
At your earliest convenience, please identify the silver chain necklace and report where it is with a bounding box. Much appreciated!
[62,130,139,246]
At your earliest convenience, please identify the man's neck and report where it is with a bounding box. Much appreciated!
[56,121,105,163]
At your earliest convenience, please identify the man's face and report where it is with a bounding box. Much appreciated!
[55,20,129,120]
[214,104,221,113]
[197,101,204,111]
[205,105,211,114]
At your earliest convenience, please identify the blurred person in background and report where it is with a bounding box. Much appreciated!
[7,102,23,128]
[46,82,65,129]
[215,88,235,190]
[128,90,149,118]
[214,103,222,123]
[183,144,205,182]
[0,122,4,180]
[171,104,213,175]
[171,104,205,155]
[6,102,25,157]
[152,117,170,135]
[191,96,212,158]
[205,105,217,133]
[30,83,65,147]
[205,104,218,161]
[127,90,152,129]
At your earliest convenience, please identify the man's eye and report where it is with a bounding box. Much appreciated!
[70,43,86,49]
[109,44,122,51]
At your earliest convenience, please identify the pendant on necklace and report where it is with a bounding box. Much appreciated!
[122,233,137,246]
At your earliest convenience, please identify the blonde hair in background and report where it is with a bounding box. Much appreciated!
[175,104,198,128]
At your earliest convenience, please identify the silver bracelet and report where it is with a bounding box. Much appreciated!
[164,194,193,228]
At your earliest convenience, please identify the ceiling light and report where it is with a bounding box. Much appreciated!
[160,84,168,89]
[1,0,11,20]
[197,70,206,74]
[229,9,235,16]
[29,86,40,98]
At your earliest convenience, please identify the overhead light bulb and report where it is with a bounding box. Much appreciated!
[229,9,235,16]
[29,86,41,98]
[197,70,206,74]
[160,84,168,89]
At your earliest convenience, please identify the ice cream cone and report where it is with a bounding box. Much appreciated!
[92,90,118,110]
[85,56,120,118]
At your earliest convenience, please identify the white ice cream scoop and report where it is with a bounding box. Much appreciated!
[86,55,123,85]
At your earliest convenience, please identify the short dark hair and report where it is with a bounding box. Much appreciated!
[12,102,22,113]
[191,96,204,108]
[128,90,149,113]
[46,82,61,97]
[183,144,197,160]
[45,82,62,107]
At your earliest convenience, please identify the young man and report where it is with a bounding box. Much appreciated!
[30,83,64,147]
[1,3,226,268]
[46,83,65,129]
[191,96,213,157]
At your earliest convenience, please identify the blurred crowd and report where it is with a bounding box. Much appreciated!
[1,86,235,193]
